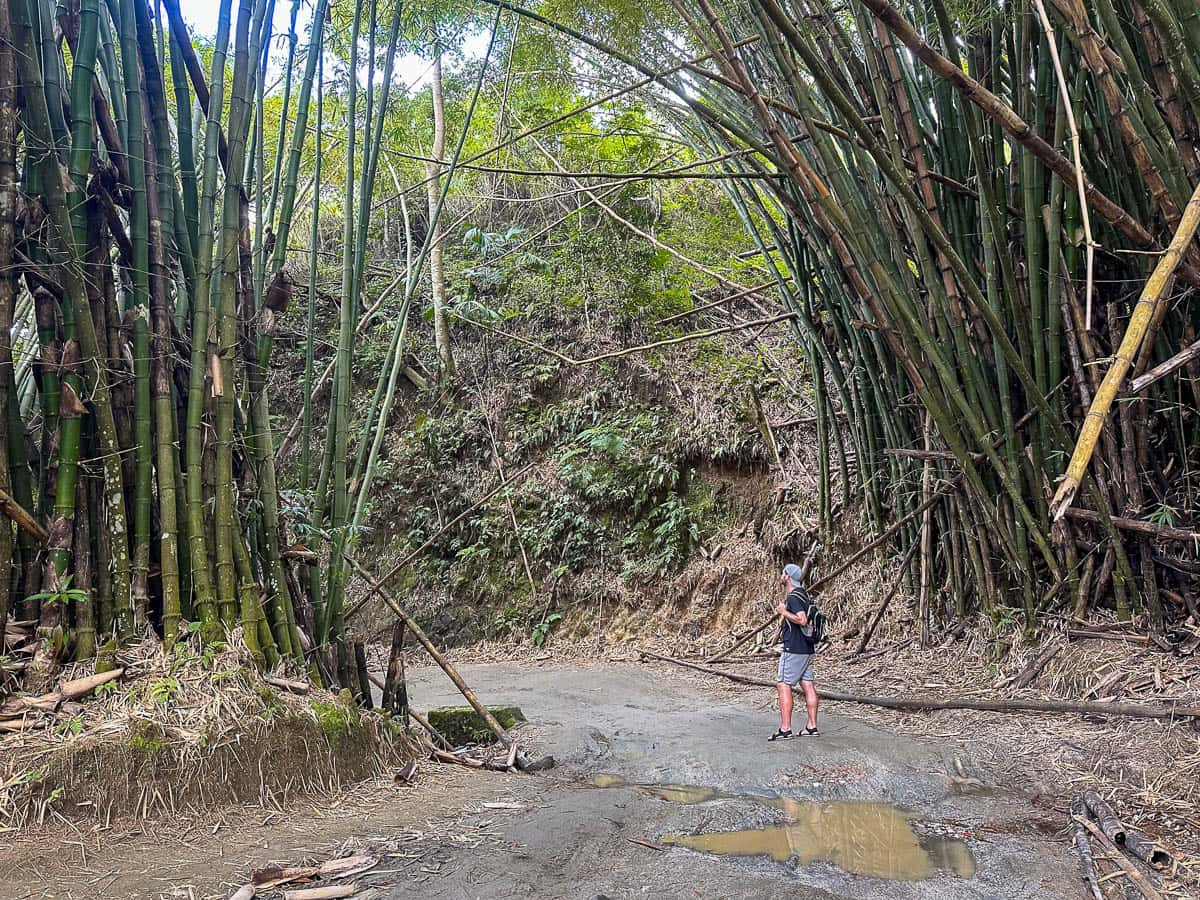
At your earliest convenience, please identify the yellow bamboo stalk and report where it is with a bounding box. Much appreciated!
[1050,179,1200,521]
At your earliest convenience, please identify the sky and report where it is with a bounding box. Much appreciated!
[180,1,487,91]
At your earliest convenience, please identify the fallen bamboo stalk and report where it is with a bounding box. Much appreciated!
[1011,642,1063,690]
[281,887,356,900]
[1063,508,1200,545]
[1070,798,1105,900]
[1068,628,1151,645]
[1128,336,1200,393]
[0,487,48,544]
[1,668,125,717]
[264,676,310,695]
[1076,817,1164,900]
[1083,792,1173,870]
[1052,179,1200,521]
[344,554,513,744]
[1083,791,1126,844]
[433,747,484,768]
[639,650,1200,720]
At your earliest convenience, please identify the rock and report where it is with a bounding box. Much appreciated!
[427,704,526,747]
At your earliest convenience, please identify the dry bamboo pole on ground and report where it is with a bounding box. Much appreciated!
[1075,817,1164,900]
[640,650,1200,720]
[1070,797,1105,900]
[344,554,513,745]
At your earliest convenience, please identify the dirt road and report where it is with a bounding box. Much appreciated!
[1,660,1076,899]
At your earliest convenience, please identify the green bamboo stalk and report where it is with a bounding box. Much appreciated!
[115,0,153,632]
[318,0,365,646]
[133,0,183,646]
[39,0,100,614]
[10,0,131,637]
[169,28,199,263]
[0,0,15,640]
[266,0,302,235]
[212,0,272,634]
[300,47,323,496]
[179,0,232,641]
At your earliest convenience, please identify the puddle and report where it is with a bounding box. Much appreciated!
[663,800,975,881]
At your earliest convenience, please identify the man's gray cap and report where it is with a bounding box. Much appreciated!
[783,563,804,586]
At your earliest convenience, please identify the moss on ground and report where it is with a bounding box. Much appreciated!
[427,705,526,747]
[310,689,363,745]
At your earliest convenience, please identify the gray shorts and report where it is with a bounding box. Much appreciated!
[777,651,814,685]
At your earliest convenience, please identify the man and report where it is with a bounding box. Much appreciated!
[768,563,819,740]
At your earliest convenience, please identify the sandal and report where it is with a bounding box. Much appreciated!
[768,729,793,741]
[799,726,820,736]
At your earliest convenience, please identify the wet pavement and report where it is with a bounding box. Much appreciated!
[399,660,1077,899]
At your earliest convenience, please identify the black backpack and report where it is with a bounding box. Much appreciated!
[807,602,828,648]
[778,588,829,650]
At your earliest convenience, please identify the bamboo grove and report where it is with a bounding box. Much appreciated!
[0,0,463,694]
[3,0,1200,701]
[651,0,1200,633]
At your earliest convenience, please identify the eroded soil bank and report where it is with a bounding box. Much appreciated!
[1,660,1076,899]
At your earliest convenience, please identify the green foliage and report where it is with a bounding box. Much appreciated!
[127,720,168,757]
[25,574,88,608]
[531,612,562,647]
[148,678,180,706]
[1147,503,1178,529]
[555,412,701,573]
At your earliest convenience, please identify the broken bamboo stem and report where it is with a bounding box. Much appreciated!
[1128,335,1200,393]
[1076,816,1164,900]
[344,553,513,744]
[1051,178,1200,521]
[1063,508,1200,544]
[1070,797,1105,900]
[639,651,1200,721]
[0,487,48,543]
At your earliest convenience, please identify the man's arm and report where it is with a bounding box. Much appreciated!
[776,601,808,626]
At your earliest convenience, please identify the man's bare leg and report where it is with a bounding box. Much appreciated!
[777,682,793,732]
[801,681,819,730]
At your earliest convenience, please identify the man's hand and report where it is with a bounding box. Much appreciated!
[776,602,788,617]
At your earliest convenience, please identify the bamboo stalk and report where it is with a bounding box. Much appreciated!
[643,651,1200,720]
[1051,178,1200,520]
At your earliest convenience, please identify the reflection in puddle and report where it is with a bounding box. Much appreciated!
[585,774,975,881]
[663,800,975,881]
[640,783,732,804]
[586,774,731,804]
